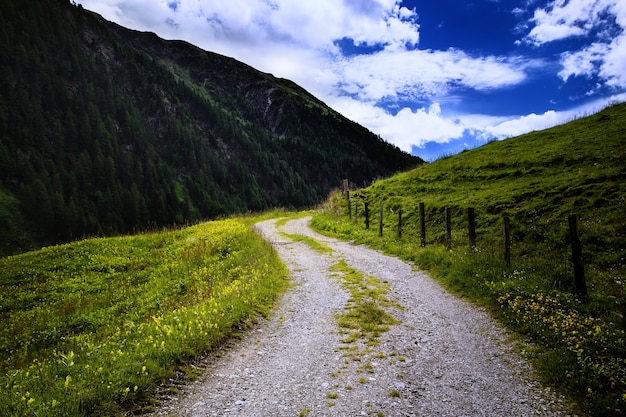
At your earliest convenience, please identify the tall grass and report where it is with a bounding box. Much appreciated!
[311,103,626,416]
[0,214,289,417]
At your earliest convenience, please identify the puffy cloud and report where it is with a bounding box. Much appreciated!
[600,33,626,88]
[558,34,626,90]
[482,110,565,138]
[526,0,626,89]
[328,97,466,152]
[330,98,565,153]
[558,43,608,81]
[330,93,626,154]
[525,0,622,45]
[332,48,529,103]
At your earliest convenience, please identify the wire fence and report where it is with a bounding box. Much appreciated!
[342,186,588,300]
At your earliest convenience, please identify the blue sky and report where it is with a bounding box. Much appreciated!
[76,0,626,161]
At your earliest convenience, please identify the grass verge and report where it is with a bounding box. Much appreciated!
[0,213,290,417]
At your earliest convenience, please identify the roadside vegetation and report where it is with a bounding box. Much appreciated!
[311,103,626,416]
[0,213,290,417]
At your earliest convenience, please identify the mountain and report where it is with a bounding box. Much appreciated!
[0,0,422,255]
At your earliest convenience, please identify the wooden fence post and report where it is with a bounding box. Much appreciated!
[419,202,426,247]
[467,207,476,250]
[364,202,370,230]
[503,216,511,267]
[347,193,352,219]
[398,208,403,239]
[568,213,588,300]
[343,179,350,218]
[445,207,451,249]
[379,204,384,237]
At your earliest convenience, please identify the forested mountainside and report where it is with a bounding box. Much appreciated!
[0,0,421,255]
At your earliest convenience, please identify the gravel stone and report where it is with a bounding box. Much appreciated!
[146,216,578,417]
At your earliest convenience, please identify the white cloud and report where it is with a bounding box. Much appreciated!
[328,97,466,152]
[558,32,626,89]
[600,33,626,88]
[331,48,529,104]
[330,92,626,155]
[526,0,626,89]
[558,43,608,81]
[482,110,564,138]
[329,96,563,153]
[526,0,609,45]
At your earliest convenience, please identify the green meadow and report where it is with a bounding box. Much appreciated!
[311,103,626,416]
[0,213,291,417]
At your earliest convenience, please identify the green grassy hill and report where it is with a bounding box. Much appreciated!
[312,102,626,416]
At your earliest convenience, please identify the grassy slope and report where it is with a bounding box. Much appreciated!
[0,212,295,417]
[311,103,626,416]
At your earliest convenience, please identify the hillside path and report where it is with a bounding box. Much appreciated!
[148,216,576,417]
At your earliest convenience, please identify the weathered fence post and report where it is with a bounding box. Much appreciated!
[419,202,426,247]
[347,194,352,219]
[445,207,452,249]
[398,208,403,239]
[568,213,588,300]
[364,202,370,230]
[343,179,351,218]
[503,216,511,267]
[379,204,384,237]
[467,207,476,250]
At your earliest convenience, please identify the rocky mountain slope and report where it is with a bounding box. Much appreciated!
[0,0,421,254]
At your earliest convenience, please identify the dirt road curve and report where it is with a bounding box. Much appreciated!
[147,216,576,417]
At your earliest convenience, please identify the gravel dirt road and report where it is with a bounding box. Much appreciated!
[147,216,577,417]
